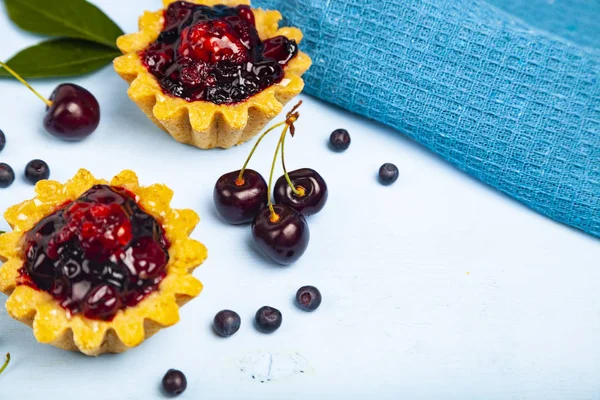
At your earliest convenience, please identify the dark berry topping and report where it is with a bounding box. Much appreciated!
[20,185,169,321]
[329,129,351,151]
[274,168,328,216]
[295,286,322,312]
[378,163,399,185]
[141,3,299,104]
[255,306,282,333]
[213,309,241,337]
[162,369,187,396]
[214,169,267,225]
[251,204,310,265]
[0,129,5,152]
[24,159,50,184]
[0,163,15,188]
[44,84,101,141]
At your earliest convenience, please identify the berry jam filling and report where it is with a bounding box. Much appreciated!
[19,185,170,321]
[141,2,299,104]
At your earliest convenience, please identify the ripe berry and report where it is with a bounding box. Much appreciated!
[255,306,282,333]
[295,286,322,312]
[44,84,101,141]
[251,205,310,265]
[274,168,328,216]
[378,163,399,185]
[213,309,241,337]
[0,163,15,188]
[24,159,50,184]
[162,369,187,396]
[0,129,5,152]
[329,129,351,151]
[214,169,267,224]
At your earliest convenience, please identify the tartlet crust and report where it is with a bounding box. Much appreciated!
[0,169,207,356]
[114,0,312,149]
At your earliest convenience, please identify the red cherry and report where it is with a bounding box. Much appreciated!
[214,169,268,225]
[251,205,310,265]
[44,84,101,141]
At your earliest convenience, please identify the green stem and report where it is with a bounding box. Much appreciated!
[237,121,287,185]
[0,353,10,375]
[0,62,52,107]
[267,125,290,222]
[281,129,305,197]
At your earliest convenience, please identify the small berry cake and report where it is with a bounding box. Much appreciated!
[114,0,312,149]
[0,169,207,355]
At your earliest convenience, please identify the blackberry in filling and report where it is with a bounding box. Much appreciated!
[141,2,299,104]
[19,185,170,321]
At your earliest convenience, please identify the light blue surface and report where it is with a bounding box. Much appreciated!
[0,1,599,399]
[256,0,600,238]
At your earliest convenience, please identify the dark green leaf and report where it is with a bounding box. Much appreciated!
[4,0,124,49]
[0,38,120,79]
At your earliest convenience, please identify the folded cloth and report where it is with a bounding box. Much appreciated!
[255,0,600,238]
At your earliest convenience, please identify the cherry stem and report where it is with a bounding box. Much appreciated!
[267,125,289,223]
[281,128,305,197]
[0,353,10,375]
[236,121,287,186]
[0,62,52,107]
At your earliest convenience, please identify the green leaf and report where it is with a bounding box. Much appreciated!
[0,38,120,79]
[4,0,124,49]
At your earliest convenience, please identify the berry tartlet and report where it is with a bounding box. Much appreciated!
[0,169,207,355]
[114,0,312,149]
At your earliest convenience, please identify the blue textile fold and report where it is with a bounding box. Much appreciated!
[255,0,600,238]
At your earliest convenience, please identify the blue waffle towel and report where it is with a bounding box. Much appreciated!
[255,0,600,238]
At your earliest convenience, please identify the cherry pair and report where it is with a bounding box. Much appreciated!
[214,102,328,265]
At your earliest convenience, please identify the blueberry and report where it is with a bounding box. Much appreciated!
[162,369,187,396]
[378,163,399,185]
[295,286,322,312]
[255,306,282,333]
[0,129,5,152]
[213,310,241,337]
[329,129,351,151]
[0,163,15,188]
[24,159,50,184]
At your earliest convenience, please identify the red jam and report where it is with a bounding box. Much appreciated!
[19,185,170,321]
[141,2,299,104]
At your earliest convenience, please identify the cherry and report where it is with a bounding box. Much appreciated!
[0,163,15,188]
[274,168,328,216]
[44,84,101,141]
[0,129,5,152]
[255,306,282,333]
[263,36,298,64]
[0,62,100,141]
[24,159,50,184]
[252,204,310,265]
[214,169,267,225]
[162,369,187,396]
[213,309,241,337]
[379,163,399,185]
[83,284,122,321]
[295,285,322,311]
[329,128,351,151]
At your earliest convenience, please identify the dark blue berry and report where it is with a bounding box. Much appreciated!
[25,159,50,184]
[378,163,399,185]
[0,163,15,188]
[255,306,282,333]
[213,309,241,337]
[0,130,5,152]
[329,129,351,151]
[162,369,187,396]
[295,286,322,312]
